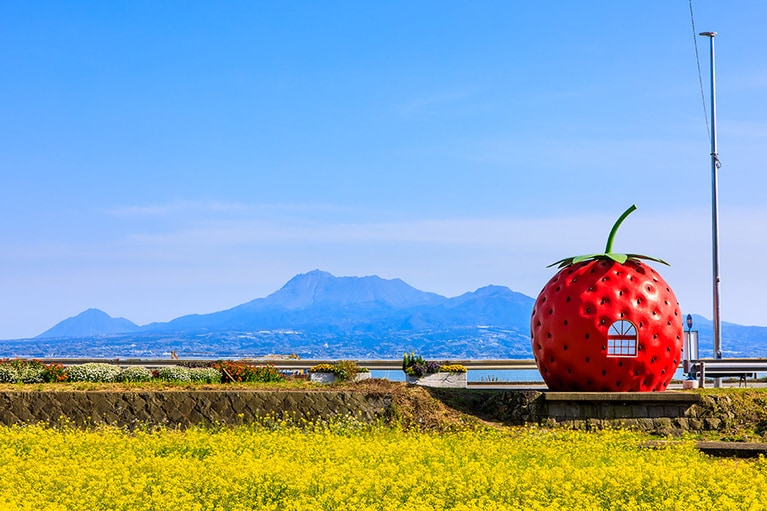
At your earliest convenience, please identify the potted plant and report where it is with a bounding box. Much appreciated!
[402,352,467,388]
[308,363,337,383]
[333,360,371,382]
[308,361,370,384]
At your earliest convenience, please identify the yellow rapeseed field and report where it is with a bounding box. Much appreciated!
[0,420,765,510]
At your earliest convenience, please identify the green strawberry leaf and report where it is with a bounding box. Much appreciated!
[547,257,574,268]
[607,253,628,264]
[572,254,603,264]
[626,253,670,266]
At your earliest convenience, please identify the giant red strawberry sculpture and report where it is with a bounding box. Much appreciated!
[530,205,682,392]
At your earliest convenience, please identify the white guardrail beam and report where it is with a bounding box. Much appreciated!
[688,358,767,388]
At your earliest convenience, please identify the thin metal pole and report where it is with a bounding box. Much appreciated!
[700,31,722,387]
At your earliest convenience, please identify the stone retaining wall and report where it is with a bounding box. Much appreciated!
[0,391,392,428]
[0,389,745,435]
[533,391,708,435]
[432,389,736,435]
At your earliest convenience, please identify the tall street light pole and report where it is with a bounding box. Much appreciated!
[700,31,722,386]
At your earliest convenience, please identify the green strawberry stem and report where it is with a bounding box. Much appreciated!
[547,204,669,268]
[605,204,637,253]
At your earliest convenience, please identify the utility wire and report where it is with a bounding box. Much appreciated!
[689,0,712,143]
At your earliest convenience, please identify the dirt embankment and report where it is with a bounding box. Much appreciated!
[377,382,767,440]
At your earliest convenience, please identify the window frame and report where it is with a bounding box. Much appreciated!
[606,320,638,357]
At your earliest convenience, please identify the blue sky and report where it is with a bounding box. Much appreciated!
[2,1,766,340]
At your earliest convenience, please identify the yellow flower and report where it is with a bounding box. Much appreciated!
[0,422,765,510]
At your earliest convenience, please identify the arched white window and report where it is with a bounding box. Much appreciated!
[607,320,638,357]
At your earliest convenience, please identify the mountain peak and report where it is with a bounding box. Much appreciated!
[80,308,112,318]
[265,270,444,310]
[451,285,523,303]
[37,308,140,339]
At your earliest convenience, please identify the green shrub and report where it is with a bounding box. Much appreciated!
[402,352,441,377]
[309,361,368,382]
[402,351,426,372]
[0,359,67,383]
[178,360,213,369]
[42,363,69,382]
[332,360,364,382]
[19,361,46,383]
[117,366,153,383]
[0,361,35,383]
[67,363,122,383]
[0,359,47,383]
[403,352,464,377]
[0,365,15,383]
[213,361,285,383]
[155,366,192,383]
[0,366,17,383]
[189,367,221,384]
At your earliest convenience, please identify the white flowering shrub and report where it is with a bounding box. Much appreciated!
[0,360,47,383]
[67,363,121,383]
[0,365,16,383]
[117,366,153,383]
[20,366,46,383]
[156,366,192,383]
[189,367,221,384]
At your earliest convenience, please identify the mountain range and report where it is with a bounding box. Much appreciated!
[4,269,765,359]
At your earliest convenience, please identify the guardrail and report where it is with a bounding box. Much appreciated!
[686,358,767,388]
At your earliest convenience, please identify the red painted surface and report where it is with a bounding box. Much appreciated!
[531,259,682,392]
